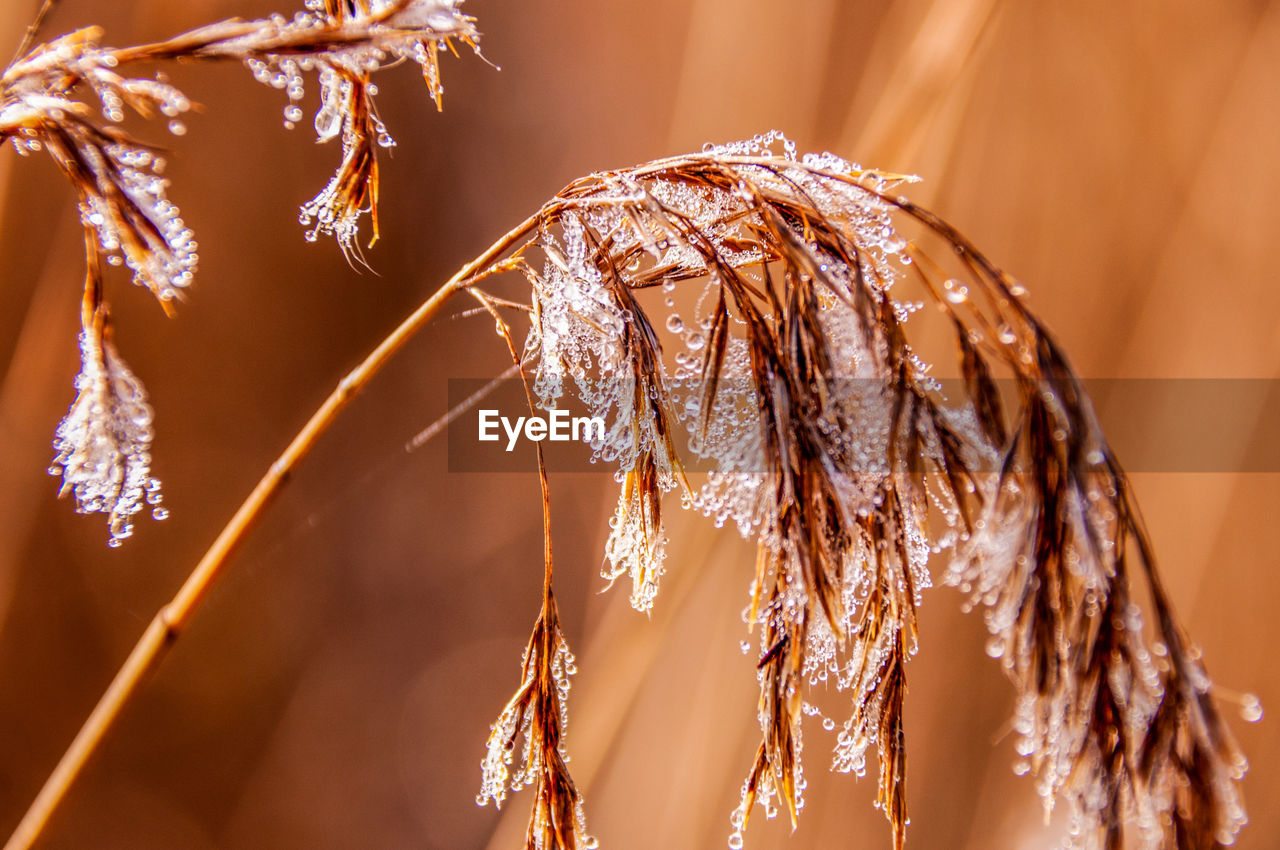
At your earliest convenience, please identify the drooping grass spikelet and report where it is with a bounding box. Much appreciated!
[478,593,594,850]
[50,236,165,545]
[475,292,596,850]
[52,325,162,547]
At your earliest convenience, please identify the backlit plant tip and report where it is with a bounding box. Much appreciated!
[49,314,164,548]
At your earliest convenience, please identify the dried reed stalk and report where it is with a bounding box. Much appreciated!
[0,3,1252,847]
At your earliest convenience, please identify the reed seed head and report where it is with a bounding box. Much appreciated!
[468,132,1250,850]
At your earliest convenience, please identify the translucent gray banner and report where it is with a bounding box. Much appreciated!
[443,378,1280,473]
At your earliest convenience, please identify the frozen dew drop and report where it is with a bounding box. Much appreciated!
[728,833,744,850]
[1240,693,1263,723]
[284,105,304,123]
[985,636,1004,658]
[822,717,835,732]
[152,507,169,521]
[314,103,342,140]
[168,120,186,136]
[997,324,1017,345]
[666,314,684,334]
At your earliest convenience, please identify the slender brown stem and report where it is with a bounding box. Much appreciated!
[3,210,545,850]
[471,290,555,596]
[8,0,58,66]
[78,227,102,336]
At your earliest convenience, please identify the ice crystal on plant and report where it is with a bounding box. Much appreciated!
[526,214,629,417]
[50,331,164,546]
[602,462,668,612]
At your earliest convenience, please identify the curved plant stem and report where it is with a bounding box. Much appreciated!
[3,211,545,850]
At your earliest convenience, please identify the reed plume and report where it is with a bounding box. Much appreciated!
[459,132,1249,849]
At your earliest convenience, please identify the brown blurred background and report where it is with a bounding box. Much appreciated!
[1,0,1277,848]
